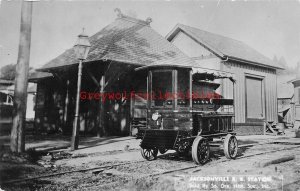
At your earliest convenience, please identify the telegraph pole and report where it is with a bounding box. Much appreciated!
[10,1,33,153]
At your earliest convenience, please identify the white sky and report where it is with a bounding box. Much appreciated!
[0,0,300,69]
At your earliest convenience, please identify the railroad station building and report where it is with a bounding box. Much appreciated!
[31,14,282,136]
[166,24,283,134]
[31,14,195,136]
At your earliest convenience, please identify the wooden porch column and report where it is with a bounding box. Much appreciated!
[98,75,106,137]
[71,61,83,150]
[63,80,70,127]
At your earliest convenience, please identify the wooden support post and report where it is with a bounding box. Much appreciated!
[63,80,70,127]
[86,68,101,89]
[129,95,135,136]
[98,75,106,137]
[71,61,83,150]
[10,1,32,153]
[173,70,177,109]
[189,69,192,108]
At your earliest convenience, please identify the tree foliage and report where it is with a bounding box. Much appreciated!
[273,55,299,75]
[0,64,16,80]
[0,64,33,80]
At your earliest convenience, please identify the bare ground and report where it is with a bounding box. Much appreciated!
[1,138,300,191]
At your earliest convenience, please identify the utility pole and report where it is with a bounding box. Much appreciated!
[10,1,33,153]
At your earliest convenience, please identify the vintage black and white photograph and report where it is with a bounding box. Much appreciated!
[0,0,300,190]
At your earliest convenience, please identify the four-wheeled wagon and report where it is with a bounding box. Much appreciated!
[135,65,238,164]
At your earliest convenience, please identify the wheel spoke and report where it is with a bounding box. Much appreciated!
[148,150,151,158]
[192,136,210,164]
[223,135,238,159]
[197,141,208,162]
[229,139,233,155]
[145,150,150,158]
[228,137,237,156]
[141,148,157,161]
[150,150,154,156]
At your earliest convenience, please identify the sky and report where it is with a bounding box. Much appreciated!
[0,0,300,69]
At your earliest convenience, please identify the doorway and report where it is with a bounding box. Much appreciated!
[245,76,265,122]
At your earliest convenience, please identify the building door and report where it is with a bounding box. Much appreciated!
[245,76,265,121]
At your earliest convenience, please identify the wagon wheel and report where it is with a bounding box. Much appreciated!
[192,136,210,165]
[223,134,238,159]
[158,148,168,154]
[141,148,158,161]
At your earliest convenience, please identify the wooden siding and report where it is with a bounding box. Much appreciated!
[194,58,221,71]
[222,61,277,123]
[170,31,278,126]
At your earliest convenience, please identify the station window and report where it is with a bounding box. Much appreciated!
[151,70,172,107]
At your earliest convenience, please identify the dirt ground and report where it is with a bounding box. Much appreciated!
[1,132,300,191]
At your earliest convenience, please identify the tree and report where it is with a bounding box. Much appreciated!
[0,64,33,80]
[0,64,16,80]
[278,56,287,68]
[274,55,298,75]
[273,55,278,64]
[296,61,300,78]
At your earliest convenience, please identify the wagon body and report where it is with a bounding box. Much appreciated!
[135,65,238,164]
[137,112,234,148]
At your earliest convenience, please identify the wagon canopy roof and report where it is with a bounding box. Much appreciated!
[166,24,283,70]
[135,64,235,82]
[38,16,196,71]
[192,67,235,82]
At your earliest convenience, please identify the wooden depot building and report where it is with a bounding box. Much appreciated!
[166,24,283,135]
[32,14,282,136]
[32,13,195,136]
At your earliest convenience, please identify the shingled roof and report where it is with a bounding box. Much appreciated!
[166,24,282,69]
[39,16,195,71]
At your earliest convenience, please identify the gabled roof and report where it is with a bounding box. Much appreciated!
[166,24,282,69]
[39,16,195,71]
